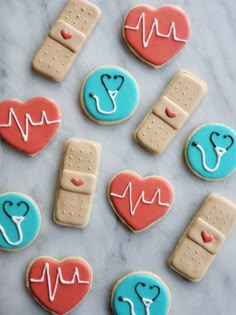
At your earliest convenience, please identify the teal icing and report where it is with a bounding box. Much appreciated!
[0,193,41,250]
[112,273,170,315]
[186,124,236,180]
[83,66,139,122]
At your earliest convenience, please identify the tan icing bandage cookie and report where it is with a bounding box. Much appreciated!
[169,193,236,282]
[32,0,101,82]
[53,138,101,228]
[134,70,208,154]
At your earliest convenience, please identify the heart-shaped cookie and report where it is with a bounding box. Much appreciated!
[123,5,190,67]
[26,256,92,315]
[0,97,61,155]
[108,171,174,232]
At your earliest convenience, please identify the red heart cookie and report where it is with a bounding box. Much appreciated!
[123,5,190,67]
[27,257,92,315]
[0,97,61,155]
[109,171,174,232]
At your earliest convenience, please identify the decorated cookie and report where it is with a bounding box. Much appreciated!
[80,66,140,125]
[0,193,41,251]
[0,97,61,155]
[111,272,171,315]
[123,5,190,68]
[26,256,92,315]
[185,123,236,181]
[108,171,174,232]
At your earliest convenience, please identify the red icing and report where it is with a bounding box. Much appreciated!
[201,230,214,243]
[165,107,177,118]
[61,29,73,39]
[0,97,61,155]
[109,172,174,232]
[123,5,190,67]
[28,257,92,315]
[71,178,84,186]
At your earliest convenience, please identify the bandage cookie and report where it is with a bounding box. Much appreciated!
[0,193,41,251]
[53,138,101,228]
[0,97,61,155]
[123,5,190,68]
[80,66,140,125]
[108,171,174,232]
[185,123,236,181]
[134,71,208,154]
[26,256,92,315]
[169,193,236,282]
[32,0,101,82]
[111,271,171,315]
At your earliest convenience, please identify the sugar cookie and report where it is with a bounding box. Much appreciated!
[26,256,92,315]
[0,193,41,251]
[123,5,190,68]
[108,171,174,232]
[53,138,101,228]
[111,271,171,315]
[185,123,236,181]
[80,66,140,125]
[0,97,61,155]
[169,193,236,281]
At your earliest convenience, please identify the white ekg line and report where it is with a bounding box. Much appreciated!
[30,263,90,302]
[110,182,170,216]
[0,108,61,142]
[125,12,188,48]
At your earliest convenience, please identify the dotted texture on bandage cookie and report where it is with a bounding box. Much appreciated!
[135,114,176,154]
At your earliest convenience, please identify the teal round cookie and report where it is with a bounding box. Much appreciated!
[80,66,140,125]
[111,272,171,315]
[185,123,236,181]
[0,193,41,251]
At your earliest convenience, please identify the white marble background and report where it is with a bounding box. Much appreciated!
[0,0,236,314]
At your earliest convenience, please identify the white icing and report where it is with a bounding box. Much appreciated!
[194,144,226,172]
[90,90,118,114]
[119,298,136,315]
[125,12,188,48]
[119,297,154,315]
[110,182,170,216]
[0,108,61,142]
[30,262,90,302]
[0,216,25,246]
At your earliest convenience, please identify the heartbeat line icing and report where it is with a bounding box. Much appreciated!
[30,262,90,302]
[110,182,170,216]
[125,12,187,48]
[0,108,61,142]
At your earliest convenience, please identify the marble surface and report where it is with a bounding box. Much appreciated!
[0,0,236,314]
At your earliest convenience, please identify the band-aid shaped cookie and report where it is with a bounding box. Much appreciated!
[53,138,101,228]
[134,70,208,154]
[32,0,101,82]
[169,193,236,282]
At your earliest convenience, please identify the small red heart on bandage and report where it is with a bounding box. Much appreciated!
[61,29,73,40]
[201,230,214,243]
[165,107,177,118]
[71,178,84,186]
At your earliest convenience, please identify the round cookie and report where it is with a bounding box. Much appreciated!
[80,66,140,125]
[185,123,236,181]
[123,5,190,68]
[108,171,174,232]
[111,271,171,315]
[0,192,41,251]
[26,256,92,315]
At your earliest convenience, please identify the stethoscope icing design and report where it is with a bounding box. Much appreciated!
[0,200,29,246]
[192,131,234,173]
[118,282,160,315]
[89,74,125,115]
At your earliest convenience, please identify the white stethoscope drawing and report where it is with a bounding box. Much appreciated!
[118,282,160,315]
[89,74,125,115]
[0,200,29,246]
[192,131,234,173]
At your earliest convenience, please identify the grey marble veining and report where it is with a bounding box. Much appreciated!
[0,0,236,314]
